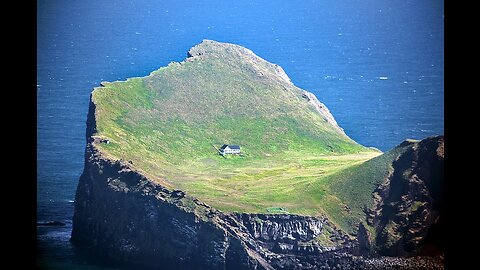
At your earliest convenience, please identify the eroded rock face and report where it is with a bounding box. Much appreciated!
[71,100,354,269]
[300,90,346,135]
[357,222,371,254]
[239,214,353,255]
[72,99,255,269]
[72,99,445,269]
[240,214,324,242]
[366,136,445,257]
[71,138,356,269]
[71,144,361,269]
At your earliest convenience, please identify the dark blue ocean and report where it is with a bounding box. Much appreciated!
[37,0,444,268]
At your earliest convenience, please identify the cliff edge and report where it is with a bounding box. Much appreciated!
[71,99,356,269]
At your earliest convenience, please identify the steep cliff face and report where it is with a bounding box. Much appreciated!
[70,146,348,269]
[239,214,352,254]
[71,98,358,269]
[366,136,445,257]
[300,90,345,135]
[72,99,445,269]
[73,100,255,269]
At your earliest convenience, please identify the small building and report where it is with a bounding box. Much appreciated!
[219,144,241,155]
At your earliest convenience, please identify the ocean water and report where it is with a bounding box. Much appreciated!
[37,0,444,268]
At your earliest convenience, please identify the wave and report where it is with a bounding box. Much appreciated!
[37,220,66,227]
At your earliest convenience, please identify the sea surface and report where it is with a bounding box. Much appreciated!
[37,0,444,268]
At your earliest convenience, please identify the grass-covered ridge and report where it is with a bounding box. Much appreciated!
[317,143,413,234]
[92,40,381,232]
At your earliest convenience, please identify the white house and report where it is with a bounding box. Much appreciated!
[219,144,241,155]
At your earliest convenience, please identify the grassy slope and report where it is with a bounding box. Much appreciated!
[91,40,383,233]
[320,144,412,234]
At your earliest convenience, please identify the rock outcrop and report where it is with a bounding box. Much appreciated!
[366,136,445,257]
[300,90,345,135]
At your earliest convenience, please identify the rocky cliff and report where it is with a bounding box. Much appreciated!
[72,98,445,270]
[365,136,445,257]
[71,99,361,269]
[72,100,253,269]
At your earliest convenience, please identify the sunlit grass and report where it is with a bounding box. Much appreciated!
[90,40,389,234]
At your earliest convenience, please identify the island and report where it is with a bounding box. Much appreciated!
[71,40,444,269]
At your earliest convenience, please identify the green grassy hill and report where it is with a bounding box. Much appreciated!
[91,40,381,233]
[316,143,413,234]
